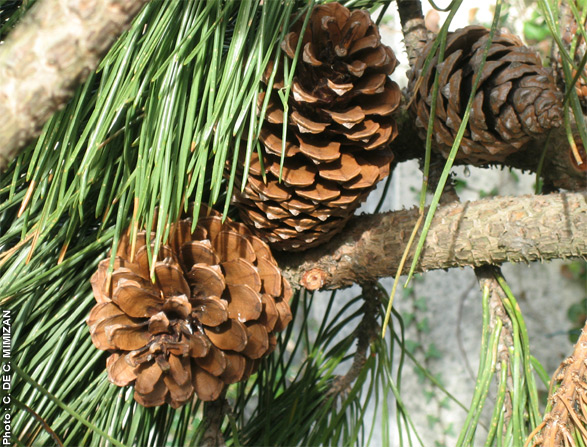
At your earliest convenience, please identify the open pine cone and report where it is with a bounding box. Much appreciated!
[233,2,401,251]
[409,25,564,165]
[87,206,293,408]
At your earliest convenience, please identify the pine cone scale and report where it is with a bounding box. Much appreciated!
[196,346,226,376]
[267,157,317,187]
[219,352,246,384]
[190,266,227,300]
[222,258,261,291]
[242,323,269,359]
[192,297,228,327]
[134,362,162,395]
[192,367,224,402]
[107,353,137,387]
[297,135,341,161]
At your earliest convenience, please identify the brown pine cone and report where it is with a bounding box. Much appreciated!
[233,2,401,251]
[87,206,293,408]
[409,25,564,165]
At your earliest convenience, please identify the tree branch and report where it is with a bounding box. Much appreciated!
[201,391,228,447]
[395,0,431,68]
[475,266,514,427]
[327,282,380,397]
[527,318,587,446]
[278,192,587,290]
[0,0,149,171]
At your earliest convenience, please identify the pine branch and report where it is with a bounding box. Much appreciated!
[279,192,587,290]
[395,0,431,68]
[327,282,380,397]
[474,267,515,430]
[527,319,587,446]
[0,0,148,171]
[201,393,229,447]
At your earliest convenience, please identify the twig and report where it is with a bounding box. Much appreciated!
[395,0,432,68]
[201,390,229,447]
[526,319,587,446]
[327,282,380,397]
[475,266,516,428]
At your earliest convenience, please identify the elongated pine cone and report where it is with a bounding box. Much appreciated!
[233,2,401,251]
[87,206,293,408]
[409,25,564,164]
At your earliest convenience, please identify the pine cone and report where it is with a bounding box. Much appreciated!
[87,206,293,408]
[233,2,401,251]
[409,25,564,165]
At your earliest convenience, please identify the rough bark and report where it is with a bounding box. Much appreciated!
[0,0,149,171]
[327,282,381,397]
[201,395,228,447]
[278,192,587,290]
[528,318,587,446]
[396,0,431,69]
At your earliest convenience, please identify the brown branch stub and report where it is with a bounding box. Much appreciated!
[0,0,149,171]
[301,268,328,291]
[279,192,587,291]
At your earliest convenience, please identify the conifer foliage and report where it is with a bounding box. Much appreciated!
[1,0,586,446]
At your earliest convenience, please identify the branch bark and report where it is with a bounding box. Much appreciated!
[278,192,587,290]
[0,0,149,171]
[527,318,587,446]
[201,394,228,447]
[396,0,432,69]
